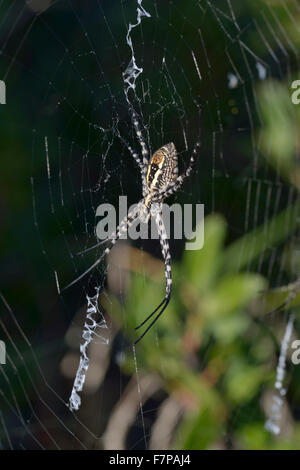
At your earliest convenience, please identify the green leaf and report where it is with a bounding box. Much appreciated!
[177,407,223,450]
[223,200,300,272]
[224,361,269,404]
[182,214,227,291]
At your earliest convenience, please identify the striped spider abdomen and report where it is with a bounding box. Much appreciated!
[146,142,178,194]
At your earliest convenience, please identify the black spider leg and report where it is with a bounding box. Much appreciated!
[134,297,171,345]
[61,204,140,291]
[134,210,172,344]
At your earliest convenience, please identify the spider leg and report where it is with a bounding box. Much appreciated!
[116,131,148,196]
[134,137,202,342]
[61,253,107,292]
[134,297,170,345]
[129,106,149,193]
[75,208,138,256]
[61,205,140,292]
[177,140,201,182]
[151,140,201,203]
[116,131,143,171]
[134,296,169,330]
[134,209,172,344]
[151,101,202,204]
[76,238,109,256]
[131,107,149,165]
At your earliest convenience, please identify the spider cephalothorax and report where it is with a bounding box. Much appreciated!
[64,106,201,343]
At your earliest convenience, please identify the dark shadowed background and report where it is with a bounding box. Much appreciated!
[1,0,300,450]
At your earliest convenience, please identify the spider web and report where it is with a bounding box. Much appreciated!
[0,0,300,450]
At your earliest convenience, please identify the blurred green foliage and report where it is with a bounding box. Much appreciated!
[258,79,300,190]
[104,207,300,449]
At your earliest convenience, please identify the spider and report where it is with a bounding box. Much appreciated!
[63,105,201,344]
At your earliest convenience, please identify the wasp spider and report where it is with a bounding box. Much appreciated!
[64,106,201,343]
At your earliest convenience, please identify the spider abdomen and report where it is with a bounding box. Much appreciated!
[146,142,178,194]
